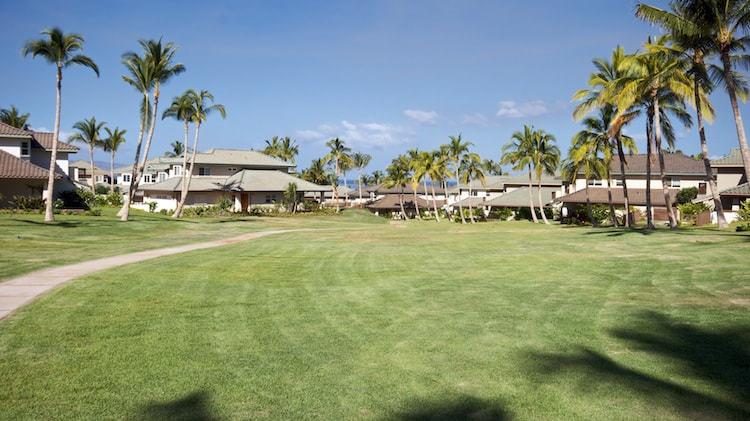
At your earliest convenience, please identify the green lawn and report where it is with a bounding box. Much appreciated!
[0,216,749,419]
[0,208,385,280]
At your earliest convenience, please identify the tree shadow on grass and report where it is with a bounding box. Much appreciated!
[388,395,512,420]
[528,311,750,419]
[9,219,83,228]
[138,391,221,421]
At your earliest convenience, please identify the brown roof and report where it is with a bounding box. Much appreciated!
[720,182,750,197]
[711,148,744,166]
[367,193,444,210]
[0,149,55,179]
[366,183,447,195]
[555,187,678,206]
[606,154,704,176]
[0,122,32,137]
[31,131,78,152]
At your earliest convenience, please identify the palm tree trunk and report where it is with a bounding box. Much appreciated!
[653,96,677,228]
[693,74,727,228]
[431,183,440,222]
[118,93,148,218]
[110,150,115,195]
[538,178,549,224]
[89,145,96,194]
[357,168,363,202]
[122,83,161,221]
[413,189,421,219]
[44,66,62,222]
[173,121,201,218]
[456,159,466,224]
[468,186,475,223]
[180,120,189,194]
[399,186,406,219]
[615,135,632,227]
[606,173,617,226]
[646,112,655,229]
[585,181,596,227]
[423,177,429,218]
[334,162,340,212]
[721,51,750,182]
[527,167,538,223]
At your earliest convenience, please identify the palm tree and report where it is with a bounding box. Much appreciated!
[482,159,503,176]
[407,149,423,219]
[529,129,560,224]
[301,158,330,185]
[446,134,473,223]
[502,125,539,223]
[426,151,446,222]
[385,155,410,219]
[22,27,99,222]
[0,106,30,129]
[102,127,126,194]
[324,138,351,212]
[371,170,385,185]
[68,117,106,194]
[284,182,298,213]
[173,90,226,218]
[162,90,196,192]
[120,38,185,222]
[614,36,694,229]
[164,141,191,158]
[340,154,354,207]
[352,152,372,202]
[263,136,282,158]
[563,146,607,226]
[279,137,299,164]
[460,152,486,224]
[573,46,640,227]
[636,1,730,228]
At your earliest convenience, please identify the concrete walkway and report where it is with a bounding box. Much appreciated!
[0,229,300,321]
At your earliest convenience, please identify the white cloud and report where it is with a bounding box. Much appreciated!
[461,113,488,126]
[403,109,439,124]
[295,120,414,149]
[495,100,551,119]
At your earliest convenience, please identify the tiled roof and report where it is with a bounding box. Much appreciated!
[69,160,108,175]
[367,193,444,210]
[0,149,52,179]
[554,187,678,206]
[711,148,744,166]
[606,154,704,175]
[0,122,32,137]
[365,183,447,195]
[452,196,489,208]
[172,148,295,167]
[31,131,78,152]
[139,170,330,193]
[453,173,563,191]
[720,182,750,196]
[485,187,559,208]
[115,157,171,174]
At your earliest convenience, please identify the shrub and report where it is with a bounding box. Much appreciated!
[738,200,750,222]
[561,204,610,225]
[53,199,64,211]
[106,193,123,207]
[148,201,158,213]
[489,207,513,221]
[57,189,90,209]
[159,208,168,215]
[678,202,708,220]
[10,195,44,211]
[85,208,102,216]
[676,187,699,205]
[515,206,553,221]
[95,184,109,195]
[216,195,233,212]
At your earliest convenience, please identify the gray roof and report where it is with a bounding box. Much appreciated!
[140,170,330,193]
[453,173,563,191]
[452,196,490,208]
[605,154,704,175]
[485,187,559,208]
[711,148,744,166]
[115,157,171,174]
[181,148,294,168]
[720,182,750,196]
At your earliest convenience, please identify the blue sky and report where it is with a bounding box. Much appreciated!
[1,0,748,172]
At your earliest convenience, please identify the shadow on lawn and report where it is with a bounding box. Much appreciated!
[389,395,512,420]
[529,311,750,419]
[138,391,221,421]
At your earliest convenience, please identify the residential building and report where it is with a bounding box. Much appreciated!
[69,160,111,188]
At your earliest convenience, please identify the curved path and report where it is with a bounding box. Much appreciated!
[0,229,303,321]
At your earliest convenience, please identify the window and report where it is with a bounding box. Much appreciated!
[265,194,277,204]
[158,172,167,182]
[669,178,681,188]
[199,167,211,176]
[173,165,182,176]
[144,174,152,183]
[20,141,29,157]
[551,192,557,199]
[587,179,603,187]
[699,182,707,195]
[122,174,131,183]
[615,179,624,187]
[228,167,237,172]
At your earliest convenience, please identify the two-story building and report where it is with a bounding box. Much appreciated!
[0,122,77,206]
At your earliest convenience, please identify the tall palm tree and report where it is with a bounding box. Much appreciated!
[563,147,607,226]
[614,36,694,229]
[502,125,539,223]
[426,151,447,222]
[162,90,196,192]
[371,170,385,185]
[460,152,486,224]
[0,105,30,129]
[406,149,423,219]
[385,155,410,219]
[340,154,354,207]
[102,127,127,194]
[352,152,372,201]
[164,140,191,158]
[573,46,640,227]
[68,117,106,194]
[324,138,351,212]
[482,159,504,176]
[22,27,99,222]
[284,182,298,213]
[279,137,299,164]
[173,90,226,218]
[529,129,560,225]
[636,1,730,228]
[121,38,185,222]
[301,158,330,185]
[263,136,282,158]
[446,134,472,224]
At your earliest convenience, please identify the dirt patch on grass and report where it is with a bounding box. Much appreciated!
[729,298,750,307]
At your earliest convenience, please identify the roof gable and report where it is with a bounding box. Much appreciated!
[0,122,32,137]
[711,148,744,166]
[0,149,54,179]
[608,154,704,175]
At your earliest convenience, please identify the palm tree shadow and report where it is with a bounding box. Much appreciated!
[528,311,750,419]
[387,395,512,420]
[137,391,221,421]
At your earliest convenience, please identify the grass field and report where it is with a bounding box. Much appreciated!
[0,213,749,419]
